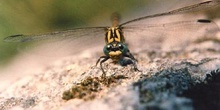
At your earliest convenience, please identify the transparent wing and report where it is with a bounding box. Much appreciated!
[4,27,106,42]
[122,19,220,52]
[120,0,220,26]
[4,27,107,57]
[119,1,220,51]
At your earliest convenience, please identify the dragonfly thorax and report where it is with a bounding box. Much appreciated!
[105,26,125,44]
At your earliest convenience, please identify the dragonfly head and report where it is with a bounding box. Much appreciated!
[103,42,128,62]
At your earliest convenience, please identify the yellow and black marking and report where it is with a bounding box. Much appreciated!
[105,27,125,44]
[108,50,122,62]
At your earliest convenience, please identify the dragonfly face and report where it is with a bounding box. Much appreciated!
[103,42,127,62]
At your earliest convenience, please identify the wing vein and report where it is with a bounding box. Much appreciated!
[120,0,220,26]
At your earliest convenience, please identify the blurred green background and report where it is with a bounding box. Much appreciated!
[0,0,219,67]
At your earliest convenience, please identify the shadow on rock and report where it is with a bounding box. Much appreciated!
[134,68,220,110]
[134,68,193,110]
[182,69,220,110]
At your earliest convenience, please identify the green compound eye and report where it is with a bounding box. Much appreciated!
[118,43,123,50]
[118,43,128,55]
[103,45,110,56]
[106,44,112,51]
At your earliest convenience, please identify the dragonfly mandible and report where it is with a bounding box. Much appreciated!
[3,0,220,75]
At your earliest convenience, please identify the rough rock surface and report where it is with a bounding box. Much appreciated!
[1,20,220,110]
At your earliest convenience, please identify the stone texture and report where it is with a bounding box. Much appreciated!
[0,19,220,110]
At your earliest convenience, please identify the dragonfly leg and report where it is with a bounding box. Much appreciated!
[121,51,140,72]
[119,58,140,72]
[132,61,140,72]
[96,56,110,76]
[96,56,105,66]
[126,50,138,61]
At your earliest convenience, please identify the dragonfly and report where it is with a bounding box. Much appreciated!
[3,0,220,76]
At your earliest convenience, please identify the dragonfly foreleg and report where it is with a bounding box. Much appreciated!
[121,51,140,72]
[96,56,110,76]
